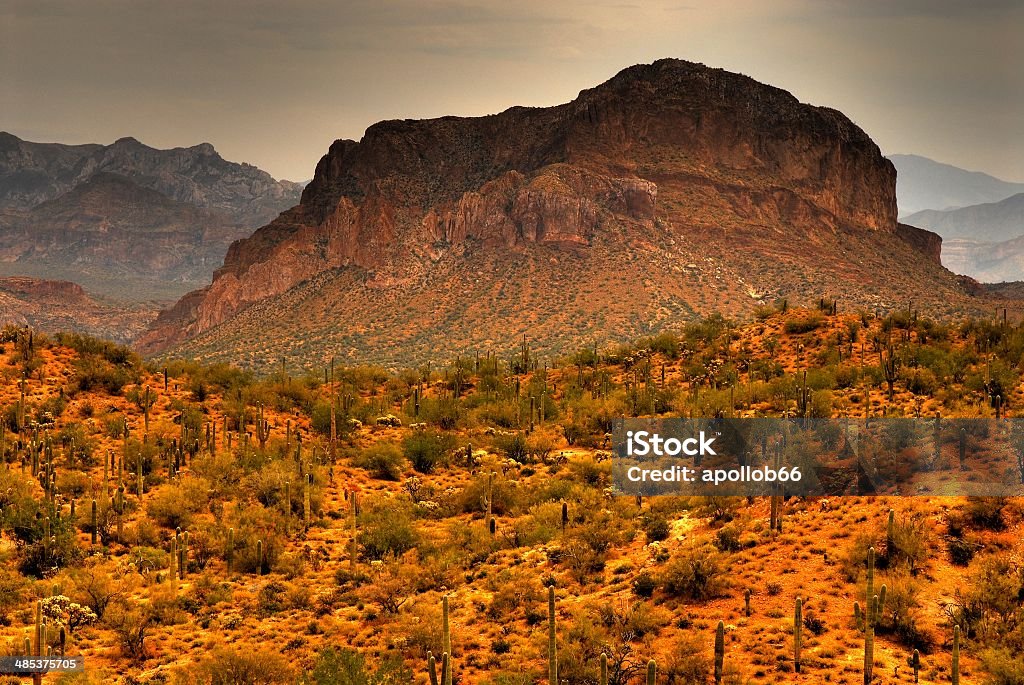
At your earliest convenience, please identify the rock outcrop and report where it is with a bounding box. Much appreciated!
[139,59,978,367]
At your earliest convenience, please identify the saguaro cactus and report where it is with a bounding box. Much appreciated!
[349,492,358,570]
[912,648,920,683]
[428,654,438,685]
[744,588,751,617]
[256,539,264,575]
[794,597,803,673]
[647,659,656,685]
[952,625,960,685]
[714,620,725,684]
[304,473,312,525]
[548,585,558,684]
[442,596,452,685]
[600,653,608,685]
[90,499,97,547]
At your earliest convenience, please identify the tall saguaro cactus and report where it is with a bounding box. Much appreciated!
[714,620,725,685]
[794,597,803,673]
[548,585,558,684]
[951,625,960,685]
[442,596,452,685]
[647,659,656,685]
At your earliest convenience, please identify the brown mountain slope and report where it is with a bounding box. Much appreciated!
[140,59,985,369]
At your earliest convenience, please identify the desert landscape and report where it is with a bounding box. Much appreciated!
[0,302,1023,684]
[2,3,1023,683]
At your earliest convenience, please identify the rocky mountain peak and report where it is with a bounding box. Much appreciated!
[140,60,958,367]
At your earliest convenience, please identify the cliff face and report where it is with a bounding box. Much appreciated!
[140,59,967,366]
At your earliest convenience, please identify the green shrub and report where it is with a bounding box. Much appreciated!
[354,443,405,480]
[302,647,411,684]
[661,540,727,600]
[403,430,455,473]
[357,500,419,560]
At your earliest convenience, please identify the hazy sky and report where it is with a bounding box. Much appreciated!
[2,0,1022,182]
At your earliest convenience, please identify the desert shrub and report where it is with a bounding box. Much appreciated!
[419,397,461,430]
[642,513,671,543]
[947,536,979,567]
[357,500,419,560]
[495,432,529,463]
[784,314,824,334]
[664,635,712,683]
[146,477,209,529]
[72,354,137,395]
[980,648,1024,685]
[18,519,82,577]
[661,540,728,600]
[354,442,405,480]
[632,572,657,598]
[877,572,930,650]
[965,497,1008,531]
[841,532,878,583]
[887,514,932,573]
[226,507,285,575]
[302,647,411,684]
[403,430,455,473]
[457,473,518,516]
[184,647,294,685]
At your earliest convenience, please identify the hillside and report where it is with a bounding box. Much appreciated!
[889,154,1024,217]
[1,306,1022,684]
[140,60,983,369]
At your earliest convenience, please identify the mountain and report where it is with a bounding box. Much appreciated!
[0,132,304,225]
[903,192,1024,244]
[0,276,155,343]
[903,193,1024,282]
[140,59,983,369]
[888,154,1024,217]
[0,133,304,300]
[0,172,261,300]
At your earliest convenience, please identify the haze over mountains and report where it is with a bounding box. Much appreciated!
[136,59,990,370]
[889,154,1024,217]
[0,132,303,300]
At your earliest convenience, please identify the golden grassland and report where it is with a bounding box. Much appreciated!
[0,304,1022,685]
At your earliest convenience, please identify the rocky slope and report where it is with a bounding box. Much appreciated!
[0,133,304,301]
[141,59,980,368]
[0,276,155,342]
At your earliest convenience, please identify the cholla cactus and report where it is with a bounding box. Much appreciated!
[39,595,96,632]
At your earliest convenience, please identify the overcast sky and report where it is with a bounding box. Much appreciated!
[2,0,1021,182]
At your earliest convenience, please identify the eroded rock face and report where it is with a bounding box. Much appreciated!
[140,59,906,355]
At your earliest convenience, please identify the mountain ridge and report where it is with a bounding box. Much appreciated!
[138,59,981,368]
[889,153,1024,217]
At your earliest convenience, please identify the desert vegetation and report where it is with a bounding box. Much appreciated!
[0,302,1022,684]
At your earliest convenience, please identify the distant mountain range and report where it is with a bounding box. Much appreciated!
[0,132,303,301]
[889,155,1024,282]
[905,193,1024,282]
[889,154,1024,217]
